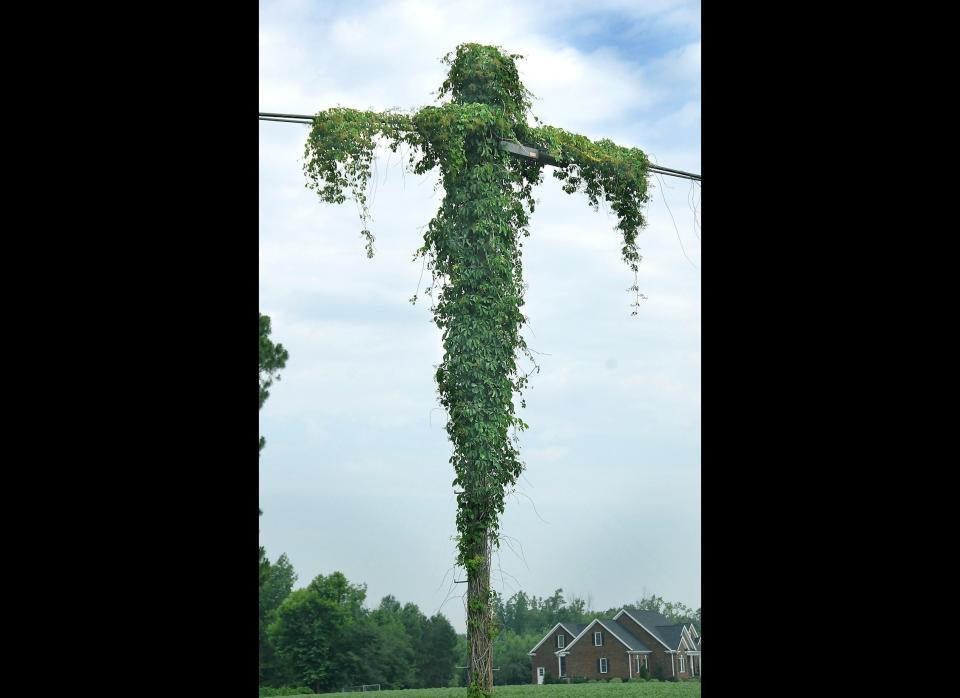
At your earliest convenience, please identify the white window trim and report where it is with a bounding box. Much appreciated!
[594,631,603,646]
[599,657,608,674]
[679,654,685,673]
[557,634,565,648]
[558,655,567,677]
[537,667,545,677]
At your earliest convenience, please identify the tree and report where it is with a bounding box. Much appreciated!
[566,595,589,624]
[400,601,427,649]
[303,44,652,698]
[542,589,566,627]
[263,553,298,616]
[259,312,289,463]
[418,613,459,687]
[493,631,542,685]
[268,587,339,691]
[367,598,419,689]
[308,571,367,612]
[259,313,288,586]
[451,633,469,687]
[260,553,298,686]
[630,594,698,628]
[259,546,270,588]
[504,591,531,635]
[259,313,290,413]
[269,571,369,693]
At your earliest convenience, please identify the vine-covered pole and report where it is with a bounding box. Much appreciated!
[301,43,652,698]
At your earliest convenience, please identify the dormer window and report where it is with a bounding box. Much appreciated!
[594,631,603,646]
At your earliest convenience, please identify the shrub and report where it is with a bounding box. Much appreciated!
[638,665,650,680]
[610,677,622,683]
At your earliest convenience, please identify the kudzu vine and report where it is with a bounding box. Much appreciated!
[302,43,651,698]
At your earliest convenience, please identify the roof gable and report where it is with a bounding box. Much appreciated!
[558,618,650,653]
[528,623,577,655]
[654,625,684,650]
[599,620,651,651]
[613,608,674,650]
[560,621,588,638]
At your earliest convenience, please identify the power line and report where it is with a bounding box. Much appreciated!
[259,112,701,182]
[259,116,314,124]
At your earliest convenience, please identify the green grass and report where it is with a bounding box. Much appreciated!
[297,683,700,698]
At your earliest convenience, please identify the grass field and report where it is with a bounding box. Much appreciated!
[269,683,701,698]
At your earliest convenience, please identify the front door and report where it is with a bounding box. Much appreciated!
[537,667,544,685]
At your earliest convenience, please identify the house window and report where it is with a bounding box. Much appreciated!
[559,656,567,677]
[538,668,545,678]
[679,654,685,673]
[594,631,603,646]
[557,634,565,648]
[599,658,608,674]
[644,655,648,670]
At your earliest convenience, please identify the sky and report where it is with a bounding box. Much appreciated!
[259,0,700,633]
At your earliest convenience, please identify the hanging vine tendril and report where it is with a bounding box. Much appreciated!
[301,43,651,698]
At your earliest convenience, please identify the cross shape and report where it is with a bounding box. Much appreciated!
[264,43,693,698]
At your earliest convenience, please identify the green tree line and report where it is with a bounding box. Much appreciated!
[259,553,459,693]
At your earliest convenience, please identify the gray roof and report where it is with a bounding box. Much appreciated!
[654,625,684,649]
[559,622,588,638]
[621,607,671,629]
[620,608,689,650]
[596,619,651,651]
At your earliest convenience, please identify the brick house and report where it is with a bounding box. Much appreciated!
[528,607,700,683]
